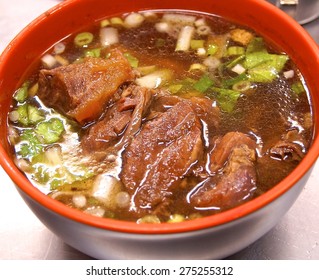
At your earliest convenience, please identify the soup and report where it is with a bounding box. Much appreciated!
[7,11,313,223]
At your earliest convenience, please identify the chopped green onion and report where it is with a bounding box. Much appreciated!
[246,37,266,54]
[168,214,185,223]
[225,55,245,69]
[175,26,195,52]
[291,82,305,95]
[110,17,124,26]
[74,32,94,47]
[227,46,245,56]
[190,39,204,50]
[124,52,139,68]
[244,52,289,82]
[100,19,110,27]
[222,73,248,88]
[207,44,218,56]
[99,27,119,47]
[188,63,207,72]
[211,87,241,113]
[124,13,145,28]
[16,104,44,126]
[84,48,101,58]
[14,82,29,103]
[137,65,156,76]
[35,118,65,144]
[244,52,288,71]
[168,84,183,94]
[232,80,252,92]
[136,69,172,89]
[193,74,214,92]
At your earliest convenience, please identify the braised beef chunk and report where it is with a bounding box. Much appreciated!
[209,131,257,173]
[189,97,220,133]
[37,49,135,124]
[121,101,204,213]
[191,135,257,209]
[81,85,154,153]
[270,140,304,161]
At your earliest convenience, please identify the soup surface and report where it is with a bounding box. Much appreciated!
[7,11,313,223]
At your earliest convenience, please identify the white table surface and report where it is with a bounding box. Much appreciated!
[0,0,318,260]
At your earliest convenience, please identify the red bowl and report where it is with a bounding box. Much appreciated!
[0,0,318,259]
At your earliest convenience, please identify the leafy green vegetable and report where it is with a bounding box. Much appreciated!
[193,75,214,92]
[35,118,65,144]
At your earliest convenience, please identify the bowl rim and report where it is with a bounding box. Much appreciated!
[0,0,319,235]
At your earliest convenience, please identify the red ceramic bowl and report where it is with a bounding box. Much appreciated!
[0,0,318,259]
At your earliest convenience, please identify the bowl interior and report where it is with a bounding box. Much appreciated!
[0,0,318,234]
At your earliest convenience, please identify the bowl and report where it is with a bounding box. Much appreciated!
[0,0,318,260]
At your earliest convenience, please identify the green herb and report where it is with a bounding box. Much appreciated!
[19,130,43,158]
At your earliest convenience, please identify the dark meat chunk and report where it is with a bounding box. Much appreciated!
[121,101,204,213]
[81,85,153,154]
[209,131,256,173]
[191,135,257,209]
[270,140,304,161]
[37,49,135,124]
[189,97,220,133]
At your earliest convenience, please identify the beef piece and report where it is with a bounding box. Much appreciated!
[120,101,204,213]
[37,49,135,124]
[270,140,304,161]
[189,97,220,133]
[209,131,256,173]
[191,143,257,209]
[81,85,154,154]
